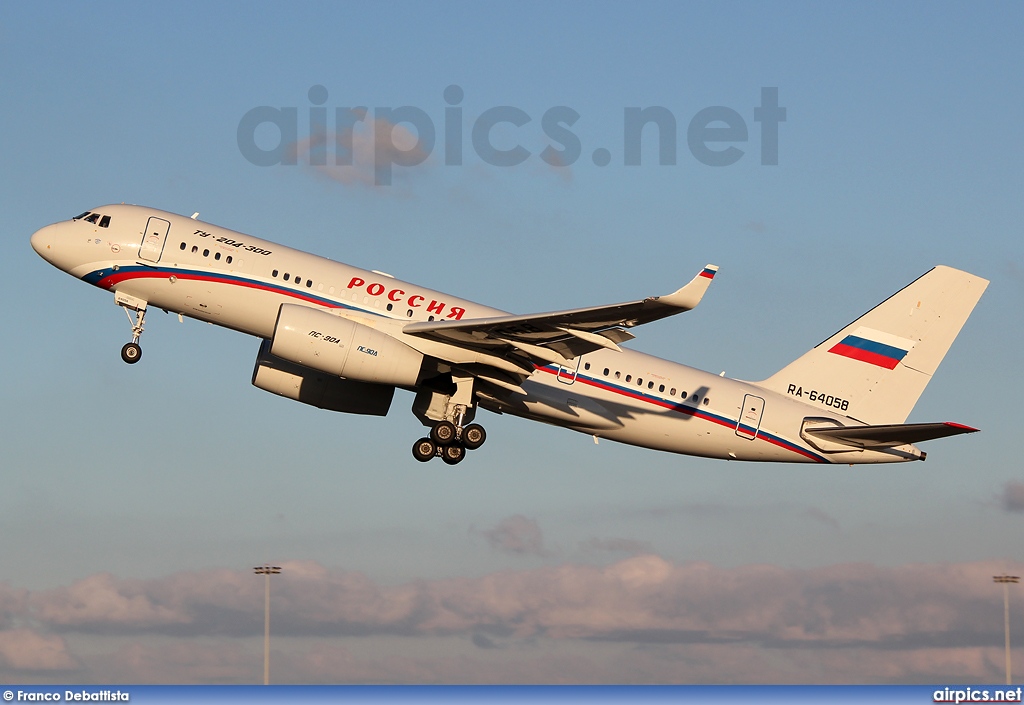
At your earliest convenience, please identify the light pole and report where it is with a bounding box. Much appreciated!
[994,574,1019,685]
[254,565,281,685]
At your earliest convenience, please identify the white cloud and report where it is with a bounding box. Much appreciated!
[0,629,77,672]
[479,515,546,556]
[289,118,433,192]
[580,537,653,555]
[10,556,1024,682]
[1000,481,1024,512]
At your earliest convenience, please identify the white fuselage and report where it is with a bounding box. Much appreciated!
[31,204,924,465]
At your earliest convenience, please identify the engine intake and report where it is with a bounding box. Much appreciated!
[270,304,424,387]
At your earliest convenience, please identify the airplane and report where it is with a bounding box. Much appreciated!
[30,204,989,465]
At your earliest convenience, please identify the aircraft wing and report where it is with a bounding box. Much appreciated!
[402,265,718,370]
[803,421,978,449]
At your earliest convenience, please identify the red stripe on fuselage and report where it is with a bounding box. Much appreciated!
[533,366,824,462]
[95,269,337,308]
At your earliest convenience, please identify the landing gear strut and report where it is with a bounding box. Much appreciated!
[118,297,148,365]
[410,377,488,465]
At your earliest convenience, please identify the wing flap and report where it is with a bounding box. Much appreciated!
[402,264,718,370]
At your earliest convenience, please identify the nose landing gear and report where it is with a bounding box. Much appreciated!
[115,292,148,364]
[121,340,143,364]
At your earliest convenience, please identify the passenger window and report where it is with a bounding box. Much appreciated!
[203,249,209,257]
[328,286,335,294]
[658,384,664,392]
[638,378,643,386]
[215,252,221,260]
[191,246,198,254]
[318,283,324,292]
[283,273,290,281]
[648,381,654,389]
[625,375,632,382]
[428,315,435,321]
[306,280,312,288]
[226,256,233,264]
[407,309,413,317]
[603,368,609,376]
[681,391,687,399]
[615,371,621,379]
[180,242,186,250]
[584,362,591,371]
[272,269,278,277]
[295,277,301,285]
[98,215,111,228]
[703,398,709,405]
[386,303,394,311]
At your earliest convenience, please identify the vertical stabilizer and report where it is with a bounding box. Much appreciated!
[757,266,988,424]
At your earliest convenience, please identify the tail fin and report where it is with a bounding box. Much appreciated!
[757,266,988,424]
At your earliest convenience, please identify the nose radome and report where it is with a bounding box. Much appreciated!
[30,226,51,257]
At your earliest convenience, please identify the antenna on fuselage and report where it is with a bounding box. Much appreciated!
[191,212,199,219]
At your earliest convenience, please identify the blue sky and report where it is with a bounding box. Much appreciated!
[1,0,1023,684]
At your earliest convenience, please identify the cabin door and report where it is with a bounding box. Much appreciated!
[138,217,171,263]
[735,394,765,440]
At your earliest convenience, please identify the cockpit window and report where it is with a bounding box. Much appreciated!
[98,215,111,228]
[73,211,91,220]
[84,213,100,224]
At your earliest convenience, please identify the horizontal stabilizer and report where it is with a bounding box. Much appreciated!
[804,421,978,449]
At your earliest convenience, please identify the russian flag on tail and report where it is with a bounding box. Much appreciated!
[828,327,915,370]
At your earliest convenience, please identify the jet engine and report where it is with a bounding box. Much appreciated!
[269,304,424,387]
[252,339,395,416]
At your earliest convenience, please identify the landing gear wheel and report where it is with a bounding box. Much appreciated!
[121,342,142,364]
[431,420,457,445]
[441,443,465,465]
[462,424,486,450]
[412,437,436,462]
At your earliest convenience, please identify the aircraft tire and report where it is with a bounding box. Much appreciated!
[431,420,457,445]
[412,437,436,462]
[462,424,486,450]
[121,342,142,364]
[441,443,465,465]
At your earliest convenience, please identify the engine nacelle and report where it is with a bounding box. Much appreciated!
[270,304,424,387]
[252,339,395,416]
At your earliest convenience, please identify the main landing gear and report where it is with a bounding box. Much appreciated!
[116,293,148,364]
[412,421,487,465]
[410,375,486,465]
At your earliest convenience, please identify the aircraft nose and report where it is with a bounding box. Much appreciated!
[30,226,51,257]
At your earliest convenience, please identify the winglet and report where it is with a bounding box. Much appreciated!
[657,264,719,310]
